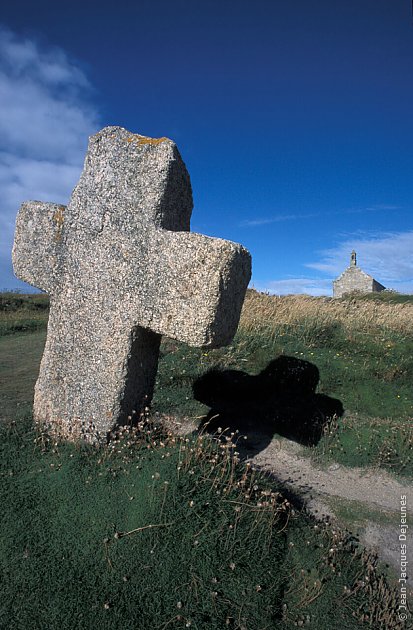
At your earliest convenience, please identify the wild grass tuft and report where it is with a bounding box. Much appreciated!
[0,415,406,629]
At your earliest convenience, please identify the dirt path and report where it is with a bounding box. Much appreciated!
[164,417,412,593]
[246,435,413,593]
[248,435,411,512]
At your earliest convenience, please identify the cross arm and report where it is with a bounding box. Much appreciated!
[12,201,67,294]
[141,230,251,348]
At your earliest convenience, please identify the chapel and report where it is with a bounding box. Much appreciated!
[332,251,385,298]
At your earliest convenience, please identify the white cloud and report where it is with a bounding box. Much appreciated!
[254,278,333,297]
[306,231,413,289]
[0,29,88,87]
[257,231,413,296]
[0,27,100,290]
[240,205,401,228]
[240,212,320,227]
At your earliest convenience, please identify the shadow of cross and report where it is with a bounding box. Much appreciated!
[12,126,251,442]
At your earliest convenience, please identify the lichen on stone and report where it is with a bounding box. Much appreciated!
[52,205,65,242]
[126,134,168,146]
[137,136,168,146]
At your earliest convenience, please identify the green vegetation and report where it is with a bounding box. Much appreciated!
[340,290,413,305]
[0,291,412,627]
[1,291,412,478]
[0,331,46,421]
[154,291,413,479]
[0,292,49,336]
[0,415,404,629]
[319,496,405,587]
[323,496,396,529]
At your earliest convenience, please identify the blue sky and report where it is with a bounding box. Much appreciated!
[1,0,413,294]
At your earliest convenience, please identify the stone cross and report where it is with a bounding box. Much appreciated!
[12,126,251,442]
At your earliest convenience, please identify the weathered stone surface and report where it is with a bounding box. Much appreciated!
[12,126,251,441]
[333,251,385,298]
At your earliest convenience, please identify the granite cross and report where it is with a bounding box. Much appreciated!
[13,126,251,442]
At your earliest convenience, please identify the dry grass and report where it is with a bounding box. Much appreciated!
[240,290,413,336]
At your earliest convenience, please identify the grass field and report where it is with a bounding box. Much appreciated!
[0,290,411,628]
[0,331,46,421]
[0,414,405,629]
[0,292,49,337]
[2,290,412,478]
[153,290,413,479]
